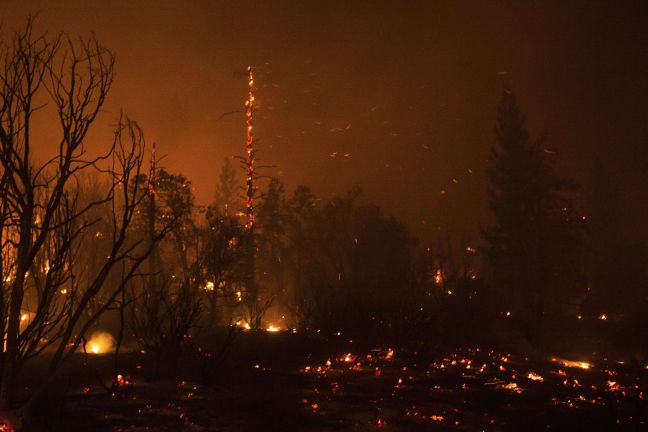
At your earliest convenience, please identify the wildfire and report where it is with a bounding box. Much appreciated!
[266,324,281,333]
[86,331,115,354]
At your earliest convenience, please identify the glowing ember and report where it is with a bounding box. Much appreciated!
[86,331,115,354]
[116,374,132,386]
[434,268,443,285]
[551,357,590,369]
[385,348,394,360]
[341,353,356,363]
[598,313,608,321]
[0,421,14,432]
[498,382,523,393]
[527,372,544,382]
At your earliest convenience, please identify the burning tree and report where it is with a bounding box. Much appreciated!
[0,19,170,420]
[201,205,245,327]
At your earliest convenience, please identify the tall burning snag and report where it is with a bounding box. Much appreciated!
[244,66,256,234]
[240,66,265,329]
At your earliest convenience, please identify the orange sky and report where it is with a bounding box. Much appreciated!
[2,0,647,242]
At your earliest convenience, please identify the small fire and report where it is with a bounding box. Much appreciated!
[266,324,281,333]
[116,374,131,386]
[341,353,356,363]
[527,372,544,382]
[385,348,394,360]
[434,268,444,285]
[235,320,251,330]
[86,331,115,355]
[551,357,590,370]
[598,313,608,321]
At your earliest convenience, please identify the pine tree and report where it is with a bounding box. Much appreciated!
[484,83,582,332]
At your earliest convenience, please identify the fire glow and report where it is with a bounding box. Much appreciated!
[551,357,591,370]
[86,331,115,354]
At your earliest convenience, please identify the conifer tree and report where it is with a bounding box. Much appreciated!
[484,83,582,332]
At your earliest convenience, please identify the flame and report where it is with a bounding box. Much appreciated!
[266,324,281,332]
[385,348,394,360]
[235,320,251,330]
[527,372,544,382]
[116,374,131,386]
[0,421,14,432]
[434,268,443,285]
[551,357,590,369]
[86,331,115,354]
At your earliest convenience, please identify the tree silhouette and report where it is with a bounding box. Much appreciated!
[483,83,583,335]
[213,157,240,217]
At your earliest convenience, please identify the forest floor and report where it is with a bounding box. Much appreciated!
[18,331,648,431]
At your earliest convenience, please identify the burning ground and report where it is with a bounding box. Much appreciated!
[17,330,647,431]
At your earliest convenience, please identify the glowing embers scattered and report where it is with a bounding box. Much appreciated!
[294,344,641,428]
